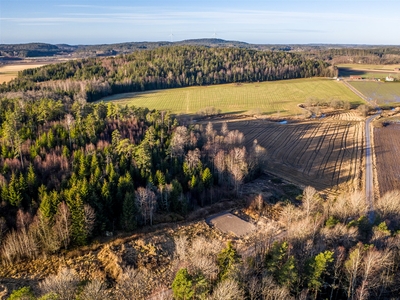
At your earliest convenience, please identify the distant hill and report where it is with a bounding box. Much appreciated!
[2,39,400,64]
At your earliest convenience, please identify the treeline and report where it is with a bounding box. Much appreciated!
[0,95,265,262]
[0,46,336,102]
[0,43,72,58]
[306,47,400,64]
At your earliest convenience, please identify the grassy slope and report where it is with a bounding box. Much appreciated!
[349,81,400,105]
[101,78,363,116]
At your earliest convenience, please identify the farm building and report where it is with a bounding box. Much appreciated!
[350,75,362,80]
[394,68,400,72]
[386,76,395,82]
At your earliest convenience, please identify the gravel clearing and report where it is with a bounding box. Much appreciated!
[206,212,255,237]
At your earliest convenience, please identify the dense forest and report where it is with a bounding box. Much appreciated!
[1,46,336,102]
[0,94,267,255]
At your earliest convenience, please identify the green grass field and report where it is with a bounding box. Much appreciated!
[349,81,400,105]
[101,78,363,116]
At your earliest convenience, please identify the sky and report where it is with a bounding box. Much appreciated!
[0,0,399,45]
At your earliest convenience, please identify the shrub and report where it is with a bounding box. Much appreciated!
[7,287,35,300]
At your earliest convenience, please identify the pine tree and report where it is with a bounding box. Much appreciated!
[66,187,87,246]
[307,250,334,298]
[172,268,194,300]
[201,167,213,188]
[7,173,23,207]
[217,241,240,281]
[39,191,53,220]
[121,191,137,231]
[26,163,37,189]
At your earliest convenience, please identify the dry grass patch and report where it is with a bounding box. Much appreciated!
[0,64,45,83]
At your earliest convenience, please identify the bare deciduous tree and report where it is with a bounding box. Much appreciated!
[330,191,366,223]
[184,148,201,171]
[169,126,188,158]
[302,186,319,217]
[261,275,293,300]
[84,204,96,237]
[115,267,149,300]
[16,209,33,230]
[79,279,110,300]
[136,187,157,225]
[54,202,71,250]
[357,247,393,300]
[209,279,244,300]
[174,235,188,262]
[214,150,226,183]
[226,147,248,195]
[39,268,79,300]
[376,190,400,226]
[221,121,229,136]
[1,227,38,263]
[225,130,245,146]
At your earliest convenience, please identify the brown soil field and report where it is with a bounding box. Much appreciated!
[213,111,364,192]
[374,124,400,196]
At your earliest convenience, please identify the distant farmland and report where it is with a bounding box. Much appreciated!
[0,63,45,83]
[101,78,363,116]
[349,81,400,105]
[338,64,400,79]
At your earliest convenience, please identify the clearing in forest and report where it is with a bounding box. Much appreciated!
[349,81,400,105]
[206,212,255,237]
[101,78,362,116]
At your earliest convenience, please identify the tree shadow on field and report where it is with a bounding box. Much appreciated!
[177,111,249,124]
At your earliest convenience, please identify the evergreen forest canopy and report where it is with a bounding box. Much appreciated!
[1,46,336,102]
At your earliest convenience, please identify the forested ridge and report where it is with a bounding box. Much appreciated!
[1,46,336,102]
[0,93,267,260]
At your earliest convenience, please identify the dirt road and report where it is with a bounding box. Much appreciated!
[365,113,376,222]
[343,80,379,222]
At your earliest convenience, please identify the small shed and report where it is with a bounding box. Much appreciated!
[386,76,395,82]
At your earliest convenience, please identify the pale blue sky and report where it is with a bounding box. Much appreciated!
[0,0,399,45]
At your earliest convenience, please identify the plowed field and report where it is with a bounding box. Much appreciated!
[374,124,400,196]
[214,113,364,191]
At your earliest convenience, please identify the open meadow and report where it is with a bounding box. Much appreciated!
[102,78,363,116]
[349,81,400,105]
[211,111,364,192]
[0,63,45,83]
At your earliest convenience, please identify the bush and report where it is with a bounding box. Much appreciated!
[8,286,35,300]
